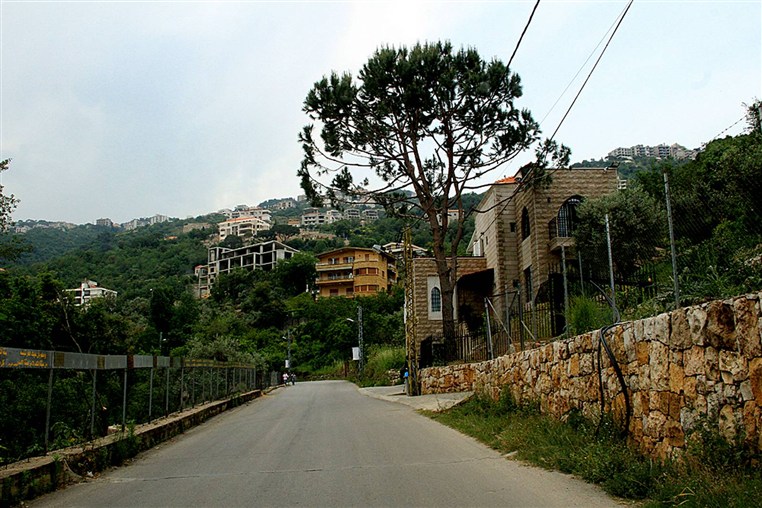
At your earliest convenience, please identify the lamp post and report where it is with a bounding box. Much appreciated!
[346,306,364,376]
[282,330,292,374]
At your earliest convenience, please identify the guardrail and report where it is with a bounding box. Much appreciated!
[0,346,272,463]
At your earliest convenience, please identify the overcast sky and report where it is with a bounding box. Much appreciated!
[1,0,759,225]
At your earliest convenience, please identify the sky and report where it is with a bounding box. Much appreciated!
[1,0,760,225]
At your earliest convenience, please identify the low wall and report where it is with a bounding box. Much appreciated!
[1,390,263,506]
[421,293,762,459]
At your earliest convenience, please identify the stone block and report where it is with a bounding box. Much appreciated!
[636,341,650,366]
[684,346,705,376]
[719,404,738,441]
[705,300,737,350]
[683,376,698,402]
[742,401,760,450]
[669,363,685,393]
[665,420,686,447]
[622,324,635,364]
[704,347,720,382]
[719,350,748,382]
[568,354,580,377]
[687,305,708,346]
[650,341,670,391]
[644,410,667,438]
[734,296,762,357]
[670,307,693,350]
[653,312,671,345]
[749,358,762,406]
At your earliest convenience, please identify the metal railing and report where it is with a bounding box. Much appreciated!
[0,346,273,464]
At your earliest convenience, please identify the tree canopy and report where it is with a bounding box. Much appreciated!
[298,41,567,341]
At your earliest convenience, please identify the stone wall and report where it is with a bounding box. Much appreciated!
[420,293,762,459]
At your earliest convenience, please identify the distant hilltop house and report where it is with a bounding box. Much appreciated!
[196,240,299,297]
[607,143,697,160]
[66,279,117,306]
[408,166,619,364]
[122,214,170,231]
[260,198,298,210]
[382,241,428,258]
[218,216,271,242]
[315,246,397,299]
[95,218,114,227]
[221,205,273,223]
[13,220,77,233]
[300,207,380,228]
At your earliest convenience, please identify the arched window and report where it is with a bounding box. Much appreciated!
[430,287,442,313]
[557,196,583,237]
[521,207,531,240]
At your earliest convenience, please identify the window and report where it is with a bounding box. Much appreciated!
[524,267,533,303]
[430,287,442,313]
[329,288,339,296]
[521,207,531,240]
[557,196,583,237]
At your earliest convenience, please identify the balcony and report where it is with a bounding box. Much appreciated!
[547,217,575,253]
[316,261,353,271]
[316,273,354,285]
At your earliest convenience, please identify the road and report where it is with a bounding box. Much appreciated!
[32,380,619,507]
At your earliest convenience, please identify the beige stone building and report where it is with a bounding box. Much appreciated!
[407,167,619,363]
[315,247,397,299]
[470,167,618,326]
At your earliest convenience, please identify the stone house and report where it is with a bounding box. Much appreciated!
[407,167,619,363]
[469,166,619,337]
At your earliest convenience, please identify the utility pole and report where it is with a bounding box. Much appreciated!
[605,214,616,308]
[357,306,364,376]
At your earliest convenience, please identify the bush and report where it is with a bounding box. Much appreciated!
[566,296,612,336]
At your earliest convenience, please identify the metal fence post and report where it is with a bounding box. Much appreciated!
[180,366,185,412]
[45,368,54,452]
[90,370,97,437]
[165,365,170,417]
[149,367,154,421]
[122,368,127,430]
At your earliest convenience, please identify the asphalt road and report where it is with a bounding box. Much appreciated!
[31,380,619,507]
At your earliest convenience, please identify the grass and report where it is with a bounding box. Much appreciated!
[429,391,761,507]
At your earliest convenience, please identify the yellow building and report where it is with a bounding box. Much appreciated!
[315,247,397,298]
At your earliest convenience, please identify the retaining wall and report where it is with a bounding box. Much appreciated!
[421,293,762,459]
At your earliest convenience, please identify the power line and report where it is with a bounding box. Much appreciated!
[548,0,633,142]
[472,1,635,239]
[508,0,541,69]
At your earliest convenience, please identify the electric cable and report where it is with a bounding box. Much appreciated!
[508,0,541,69]
[590,281,631,437]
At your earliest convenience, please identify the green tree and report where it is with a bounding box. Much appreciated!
[574,183,666,280]
[298,41,567,344]
[0,159,30,263]
[219,234,244,249]
[274,252,318,297]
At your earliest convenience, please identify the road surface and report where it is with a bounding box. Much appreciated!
[32,380,619,507]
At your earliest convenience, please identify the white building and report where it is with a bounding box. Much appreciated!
[197,240,299,297]
[301,208,327,227]
[66,280,117,306]
[218,216,271,241]
[228,205,272,222]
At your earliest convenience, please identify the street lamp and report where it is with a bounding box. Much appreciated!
[282,330,292,374]
[346,306,363,376]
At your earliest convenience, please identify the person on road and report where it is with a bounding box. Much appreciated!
[282,373,289,385]
[290,373,296,385]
